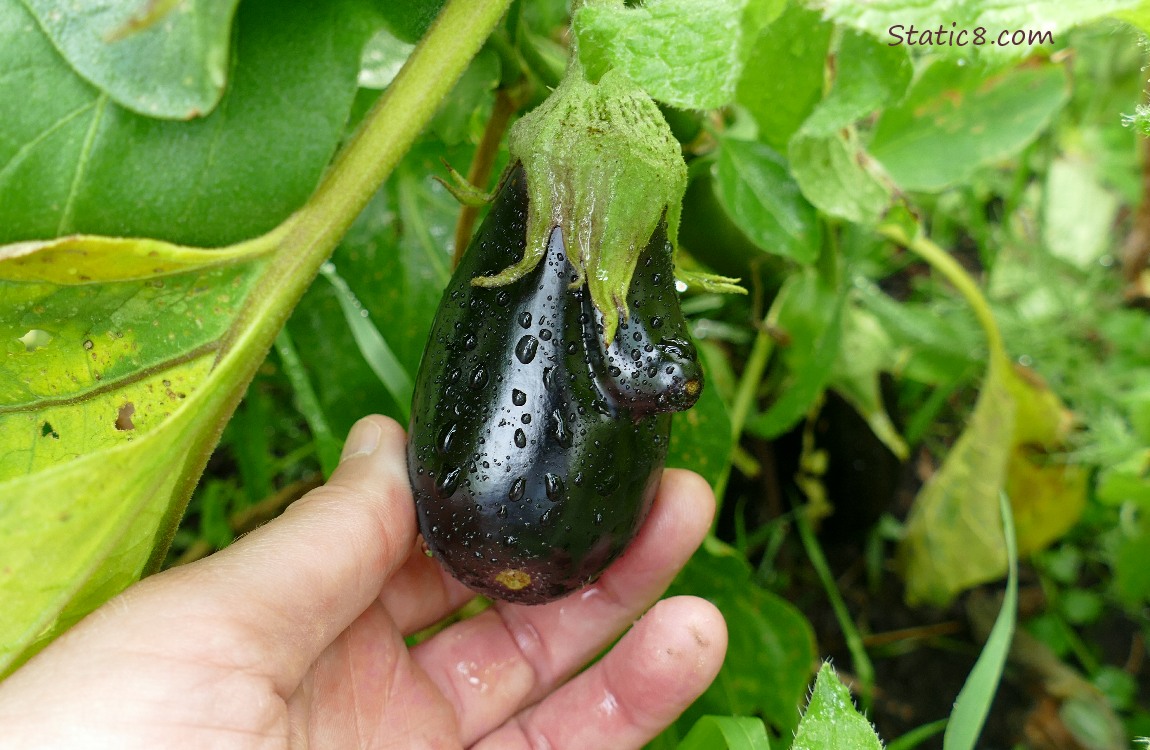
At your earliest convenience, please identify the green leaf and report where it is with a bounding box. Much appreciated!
[378,0,447,43]
[801,31,912,137]
[573,0,780,110]
[869,60,1070,192]
[0,0,516,674]
[830,306,909,459]
[822,0,1140,56]
[792,663,884,750]
[677,715,772,750]
[787,31,909,224]
[431,48,500,144]
[0,0,378,246]
[669,538,817,736]
[667,356,733,488]
[22,0,241,119]
[1041,156,1121,269]
[0,234,270,672]
[788,130,892,226]
[736,4,832,151]
[747,268,846,439]
[714,138,821,265]
[942,493,1018,750]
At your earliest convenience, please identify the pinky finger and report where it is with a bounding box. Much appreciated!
[473,596,727,750]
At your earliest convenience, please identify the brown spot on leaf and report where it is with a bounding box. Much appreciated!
[115,402,136,431]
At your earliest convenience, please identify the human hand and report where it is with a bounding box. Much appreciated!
[0,415,726,749]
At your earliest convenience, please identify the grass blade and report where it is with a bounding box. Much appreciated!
[320,262,414,422]
[942,492,1019,750]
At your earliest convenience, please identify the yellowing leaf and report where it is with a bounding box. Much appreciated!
[899,357,1015,607]
[0,234,271,673]
[1002,364,1086,557]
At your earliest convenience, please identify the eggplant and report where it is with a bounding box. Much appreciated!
[406,163,702,604]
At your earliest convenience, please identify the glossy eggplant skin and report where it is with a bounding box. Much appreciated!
[407,164,701,604]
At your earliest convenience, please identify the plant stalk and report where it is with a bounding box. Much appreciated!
[146,0,514,573]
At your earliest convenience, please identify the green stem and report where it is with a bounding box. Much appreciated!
[239,0,515,350]
[711,295,784,516]
[795,505,876,710]
[146,0,513,572]
[878,223,1007,366]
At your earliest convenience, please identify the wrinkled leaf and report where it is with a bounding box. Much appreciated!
[789,131,892,226]
[714,138,821,265]
[677,715,772,750]
[736,4,832,151]
[792,663,884,750]
[0,235,271,672]
[23,0,241,119]
[0,0,377,247]
[574,0,781,110]
[870,60,1070,192]
[787,31,909,224]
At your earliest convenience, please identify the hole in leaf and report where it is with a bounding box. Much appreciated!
[41,421,59,439]
[18,329,52,352]
[115,402,136,431]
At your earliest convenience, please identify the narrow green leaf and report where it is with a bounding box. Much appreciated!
[870,60,1070,192]
[942,493,1018,750]
[677,715,772,750]
[887,719,949,750]
[714,138,821,265]
[275,329,342,477]
[320,263,413,423]
[22,0,241,119]
[792,663,884,750]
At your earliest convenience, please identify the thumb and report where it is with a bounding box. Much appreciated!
[153,415,418,691]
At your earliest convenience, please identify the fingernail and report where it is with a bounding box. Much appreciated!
[341,418,382,461]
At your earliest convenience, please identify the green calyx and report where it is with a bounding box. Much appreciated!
[470,61,687,345]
